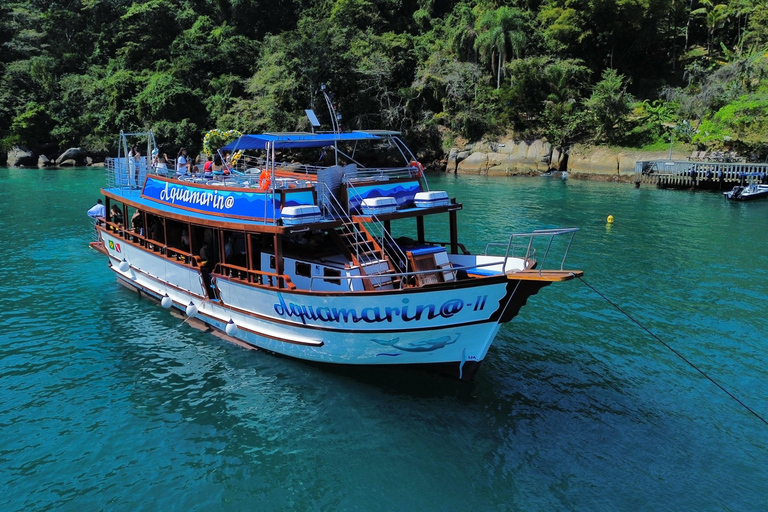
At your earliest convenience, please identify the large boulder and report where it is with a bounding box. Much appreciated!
[454,139,552,175]
[7,146,38,167]
[56,147,87,166]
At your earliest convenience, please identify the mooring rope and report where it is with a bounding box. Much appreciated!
[156,296,211,344]
[578,276,768,427]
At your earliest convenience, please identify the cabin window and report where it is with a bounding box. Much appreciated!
[269,255,275,269]
[295,262,311,277]
[323,268,341,285]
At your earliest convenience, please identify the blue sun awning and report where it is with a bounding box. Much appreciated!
[220,131,383,151]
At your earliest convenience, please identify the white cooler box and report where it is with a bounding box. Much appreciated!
[282,205,322,225]
[414,191,450,208]
[361,196,398,215]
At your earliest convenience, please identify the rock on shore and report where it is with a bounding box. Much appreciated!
[446,137,689,180]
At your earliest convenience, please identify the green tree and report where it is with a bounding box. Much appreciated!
[475,6,527,89]
[691,0,729,57]
[583,68,633,143]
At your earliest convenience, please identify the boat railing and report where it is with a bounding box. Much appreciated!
[350,166,422,181]
[317,182,383,265]
[106,156,152,190]
[102,222,203,266]
[484,228,579,275]
[422,240,471,255]
[345,182,410,274]
[214,263,296,290]
[303,257,558,291]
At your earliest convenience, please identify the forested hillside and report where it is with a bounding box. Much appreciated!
[1,0,767,160]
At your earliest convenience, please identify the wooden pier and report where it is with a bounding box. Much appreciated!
[634,159,768,190]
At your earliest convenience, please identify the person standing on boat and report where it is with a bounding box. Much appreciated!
[152,147,170,176]
[87,199,105,218]
[129,146,142,186]
[176,148,188,176]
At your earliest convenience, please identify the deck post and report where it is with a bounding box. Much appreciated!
[274,233,283,288]
[416,216,425,244]
[449,209,458,254]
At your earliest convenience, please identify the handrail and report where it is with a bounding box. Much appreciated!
[213,262,297,290]
[421,239,471,255]
[101,222,202,266]
[304,259,541,291]
[346,182,410,274]
[317,182,381,265]
[484,227,579,276]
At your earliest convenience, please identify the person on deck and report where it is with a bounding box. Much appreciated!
[131,210,144,236]
[176,148,188,176]
[129,146,141,186]
[87,199,105,218]
[212,154,224,179]
[110,205,123,227]
[203,156,213,179]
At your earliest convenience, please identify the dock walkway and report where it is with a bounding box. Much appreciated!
[634,159,768,190]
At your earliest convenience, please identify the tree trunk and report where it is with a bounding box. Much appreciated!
[497,51,502,89]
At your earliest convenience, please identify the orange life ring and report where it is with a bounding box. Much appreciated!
[409,160,424,177]
[259,169,271,190]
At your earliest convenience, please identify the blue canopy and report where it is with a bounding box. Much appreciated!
[220,132,382,151]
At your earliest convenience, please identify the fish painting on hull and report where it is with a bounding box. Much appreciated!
[372,334,459,355]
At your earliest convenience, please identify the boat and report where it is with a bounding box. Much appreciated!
[89,128,583,381]
[724,183,768,201]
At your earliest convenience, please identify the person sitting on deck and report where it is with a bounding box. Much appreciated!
[131,210,144,236]
[212,154,224,179]
[203,156,214,179]
[110,205,123,228]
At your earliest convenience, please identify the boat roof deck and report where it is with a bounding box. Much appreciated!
[103,187,277,227]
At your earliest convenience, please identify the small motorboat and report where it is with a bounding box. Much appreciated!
[724,183,768,201]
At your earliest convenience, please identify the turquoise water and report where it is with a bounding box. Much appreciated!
[1,168,767,510]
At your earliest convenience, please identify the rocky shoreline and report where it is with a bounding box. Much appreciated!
[444,137,690,182]
[3,145,102,168]
[4,137,689,181]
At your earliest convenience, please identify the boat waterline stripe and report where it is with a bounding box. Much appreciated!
[115,274,324,347]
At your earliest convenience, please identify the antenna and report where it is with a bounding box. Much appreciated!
[320,83,341,134]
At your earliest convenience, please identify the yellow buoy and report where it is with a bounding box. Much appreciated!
[607,215,614,223]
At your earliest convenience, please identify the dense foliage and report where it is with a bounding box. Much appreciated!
[1,0,767,159]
